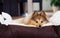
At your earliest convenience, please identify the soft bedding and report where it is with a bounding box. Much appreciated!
[0,11,60,38]
[0,24,59,38]
[0,11,60,27]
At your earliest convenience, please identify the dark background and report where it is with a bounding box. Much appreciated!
[0,0,42,16]
[18,0,40,2]
[0,0,3,14]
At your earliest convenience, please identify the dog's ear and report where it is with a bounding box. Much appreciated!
[40,11,46,17]
[33,11,38,16]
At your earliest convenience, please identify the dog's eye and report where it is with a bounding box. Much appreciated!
[41,21,43,23]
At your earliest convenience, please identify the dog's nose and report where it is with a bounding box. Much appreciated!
[39,25,41,27]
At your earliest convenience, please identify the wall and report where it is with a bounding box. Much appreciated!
[42,0,52,10]
[3,0,18,16]
[23,2,40,13]
[24,0,52,12]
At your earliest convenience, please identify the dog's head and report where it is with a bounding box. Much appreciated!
[31,11,48,27]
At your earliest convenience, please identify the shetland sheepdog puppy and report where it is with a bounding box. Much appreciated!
[15,11,48,27]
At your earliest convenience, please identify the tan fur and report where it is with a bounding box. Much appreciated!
[16,11,48,27]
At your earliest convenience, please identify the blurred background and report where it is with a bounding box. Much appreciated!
[0,0,55,17]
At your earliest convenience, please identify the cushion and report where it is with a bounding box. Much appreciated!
[53,25,60,37]
[0,24,59,38]
[49,11,60,25]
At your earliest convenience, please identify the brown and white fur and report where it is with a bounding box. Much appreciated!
[15,11,48,27]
